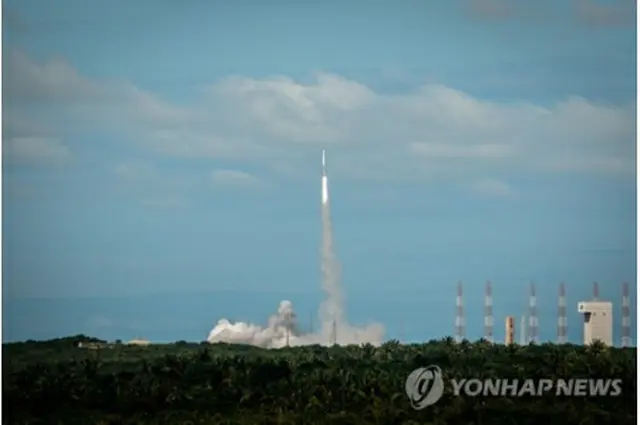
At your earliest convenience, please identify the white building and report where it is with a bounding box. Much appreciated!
[577,301,613,346]
[127,338,150,346]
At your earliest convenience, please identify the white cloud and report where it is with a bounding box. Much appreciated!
[4,51,635,183]
[468,178,516,198]
[210,169,266,188]
[3,137,70,164]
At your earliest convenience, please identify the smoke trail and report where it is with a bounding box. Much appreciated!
[319,196,343,330]
[207,153,384,347]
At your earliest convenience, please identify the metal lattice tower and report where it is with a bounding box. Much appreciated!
[557,282,568,344]
[622,282,631,347]
[455,281,465,343]
[593,282,599,299]
[484,281,493,342]
[528,282,538,343]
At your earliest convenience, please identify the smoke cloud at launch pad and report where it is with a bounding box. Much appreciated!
[206,153,385,348]
[206,300,385,348]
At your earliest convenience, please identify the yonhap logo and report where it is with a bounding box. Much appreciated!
[404,365,623,409]
[405,365,445,409]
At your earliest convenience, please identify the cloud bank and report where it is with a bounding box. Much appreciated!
[4,51,635,188]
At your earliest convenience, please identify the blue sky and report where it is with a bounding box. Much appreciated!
[2,0,637,344]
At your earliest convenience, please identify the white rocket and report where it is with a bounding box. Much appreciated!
[321,149,328,205]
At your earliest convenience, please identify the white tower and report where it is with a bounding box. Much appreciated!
[578,300,613,346]
[519,315,527,345]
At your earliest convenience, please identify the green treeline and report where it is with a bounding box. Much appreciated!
[3,336,637,424]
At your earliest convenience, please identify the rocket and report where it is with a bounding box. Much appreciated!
[321,149,328,205]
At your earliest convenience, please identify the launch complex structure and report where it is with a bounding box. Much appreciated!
[455,281,633,347]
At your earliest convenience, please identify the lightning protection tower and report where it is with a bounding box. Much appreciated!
[484,281,493,342]
[557,283,568,344]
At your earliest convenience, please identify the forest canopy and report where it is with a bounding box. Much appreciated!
[3,336,636,425]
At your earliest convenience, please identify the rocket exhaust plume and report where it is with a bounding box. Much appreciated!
[207,149,384,347]
[320,148,343,329]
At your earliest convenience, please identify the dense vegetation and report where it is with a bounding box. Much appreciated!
[3,335,636,424]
